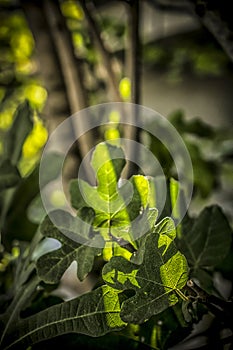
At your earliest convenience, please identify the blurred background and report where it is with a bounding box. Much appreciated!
[1,0,232,220]
[0,1,233,348]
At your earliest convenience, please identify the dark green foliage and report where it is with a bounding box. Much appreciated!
[1,141,232,350]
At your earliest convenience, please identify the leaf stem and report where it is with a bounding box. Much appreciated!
[175,288,189,301]
[186,279,232,311]
[110,233,136,253]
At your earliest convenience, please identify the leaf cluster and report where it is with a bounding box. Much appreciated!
[0,139,232,349]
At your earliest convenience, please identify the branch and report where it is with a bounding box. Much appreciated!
[187,279,233,321]
[43,0,92,149]
[43,0,96,183]
[124,0,141,177]
[80,0,122,102]
[128,0,140,104]
[146,0,193,14]
[20,0,94,183]
[146,0,233,63]
[43,0,88,114]
[190,1,233,63]
[20,0,71,131]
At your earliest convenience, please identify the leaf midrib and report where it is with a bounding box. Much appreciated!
[3,309,122,350]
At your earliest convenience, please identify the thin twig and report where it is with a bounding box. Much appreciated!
[187,279,232,310]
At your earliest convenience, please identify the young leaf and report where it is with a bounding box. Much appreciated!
[70,142,151,247]
[70,142,126,212]
[1,285,126,350]
[103,219,188,324]
[36,210,102,282]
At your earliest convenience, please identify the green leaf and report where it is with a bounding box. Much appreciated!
[69,179,87,210]
[103,219,188,324]
[179,205,232,271]
[147,176,167,216]
[2,164,40,242]
[39,152,64,188]
[170,178,179,214]
[70,142,151,247]
[36,209,102,282]
[169,111,214,138]
[26,195,46,224]
[1,285,126,350]
[154,217,176,241]
[92,142,125,203]
[4,101,33,165]
[0,159,21,192]
[27,152,65,224]
[70,143,126,212]
[4,152,64,242]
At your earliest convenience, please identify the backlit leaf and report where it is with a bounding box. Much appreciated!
[70,142,151,248]
[1,285,126,349]
[103,219,188,324]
